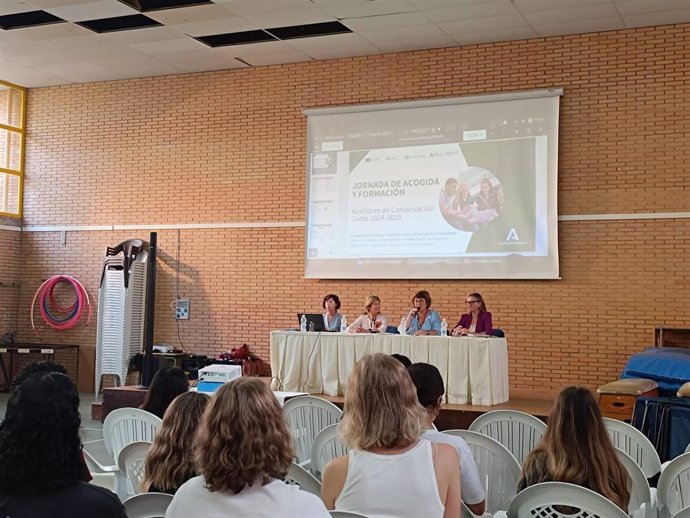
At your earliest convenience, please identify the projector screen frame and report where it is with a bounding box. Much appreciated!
[303,88,564,280]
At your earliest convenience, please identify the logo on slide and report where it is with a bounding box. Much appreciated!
[506,228,520,241]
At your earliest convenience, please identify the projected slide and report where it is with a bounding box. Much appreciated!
[305,90,561,279]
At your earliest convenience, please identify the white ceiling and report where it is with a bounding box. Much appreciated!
[1,0,689,88]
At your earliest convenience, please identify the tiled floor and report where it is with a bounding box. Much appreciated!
[0,392,103,432]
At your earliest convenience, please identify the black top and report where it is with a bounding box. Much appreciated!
[148,483,177,495]
[0,481,126,518]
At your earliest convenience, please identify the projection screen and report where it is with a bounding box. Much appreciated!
[304,88,563,280]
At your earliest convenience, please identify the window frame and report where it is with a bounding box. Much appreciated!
[0,80,27,218]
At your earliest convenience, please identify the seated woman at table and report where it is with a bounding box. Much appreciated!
[321,353,460,518]
[347,295,388,333]
[404,290,442,336]
[322,293,343,332]
[451,292,492,336]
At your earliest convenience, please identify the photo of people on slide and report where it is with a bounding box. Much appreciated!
[439,171,503,232]
[440,138,537,253]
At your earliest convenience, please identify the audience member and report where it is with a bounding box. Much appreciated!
[11,360,67,389]
[322,353,460,518]
[404,290,442,336]
[391,353,411,368]
[11,361,92,483]
[143,391,210,495]
[140,366,188,419]
[347,295,388,333]
[518,386,630,511]
[407,363,486,515]
[166,377,329,518]
[452,292,493,336]
[322,293,343,332]
[0,372,126,518]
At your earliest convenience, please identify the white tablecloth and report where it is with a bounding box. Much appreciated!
[269,331,509,406]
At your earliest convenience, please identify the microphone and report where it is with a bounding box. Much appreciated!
[413,305,420,314]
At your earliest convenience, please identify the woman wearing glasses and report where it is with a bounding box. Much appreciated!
[451,293,493,336]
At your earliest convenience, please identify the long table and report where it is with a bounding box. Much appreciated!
[269,331,509,406]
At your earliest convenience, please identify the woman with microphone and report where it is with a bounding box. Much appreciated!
[404,290,442,336]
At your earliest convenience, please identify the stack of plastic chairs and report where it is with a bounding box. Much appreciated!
[95,240,148,395]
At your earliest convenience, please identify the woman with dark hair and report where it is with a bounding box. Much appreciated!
[518,386,631,511]
[322,293,343,332]
[0,372,126,517]
[11,361,92,483]
[143,391,210,494]
[404,290,442,336]
[140,366,188,419]
[322,353,460,518]
[166,378,329,517]
[451,292,492,336]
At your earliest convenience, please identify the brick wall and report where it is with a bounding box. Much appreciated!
[15,23,690,392]
[0,218,20,338]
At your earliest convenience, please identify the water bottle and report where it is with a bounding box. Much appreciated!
[340,315,348,333]
[300,314,307,332]
[441,319,448,337]
[398,318,406,336]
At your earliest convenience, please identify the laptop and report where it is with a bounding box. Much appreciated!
[296,313,327,332]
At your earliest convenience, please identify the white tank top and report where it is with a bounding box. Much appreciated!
[334,440,445,518]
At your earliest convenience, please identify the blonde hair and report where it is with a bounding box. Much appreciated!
[520,386,630,510]
[363,295,381,314]
[143,391,209,492]
[195,377,293,494]
[340,353,426,450]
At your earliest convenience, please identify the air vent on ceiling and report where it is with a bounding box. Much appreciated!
[77,14,161,33]
[265,21,351,40]
[195,29,277,48]
[116,0,213,12]
[0,10,65,30]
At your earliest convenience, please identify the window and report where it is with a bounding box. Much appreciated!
[0,80,26,218]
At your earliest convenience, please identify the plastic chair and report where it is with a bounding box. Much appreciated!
[310,424,349,480]
[604,417,662,479]
[84,408,161,500]
[506,481,630,518]
[468,409,546,465]
[330,512,369,518]
[123,492,173,518]
[285,462,322,497]
[386,325,399,334]
[657,452,690,518]
[443,429,521,514]
[116,441,151,499]
[615,448,655,518]
[283,395,342,469]
[492,328,505,338]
